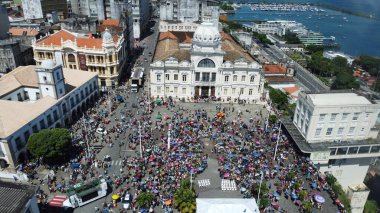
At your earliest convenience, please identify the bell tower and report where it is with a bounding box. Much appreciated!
[36,59,66,99]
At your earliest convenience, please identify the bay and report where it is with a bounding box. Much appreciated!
[228,0,380,57]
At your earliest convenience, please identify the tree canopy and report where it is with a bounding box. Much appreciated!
[269,87,289,109]
[137,192,154,209]
[331,72,360,90]
[354,55,380,76]
[364,200,379,213]
[27,128,72,164]
[174,179,196,213]
[283,31,301,44]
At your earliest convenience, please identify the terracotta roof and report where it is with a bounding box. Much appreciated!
[101,19,120,27]
[97,25,123,32]
[283,87,300,94]
[9,27,39,36]
[263,65,287,75]
[0,65,97,138]
[265,76,295,83]
[36,30,118,49]
[154,31,254,63]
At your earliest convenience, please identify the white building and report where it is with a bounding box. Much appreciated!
[21,0,43,19]
[132,0,151,44]
[0,60,99,168]
[158,0,219,33]
[293,92,379,143]
[150,22,264,103]
[285,91,380,213]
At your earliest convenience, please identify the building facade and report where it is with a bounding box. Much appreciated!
[293,92,379,143]
[32,29,128,88]
[0,39,24,76]
[0,5,10,39]
[131,0,151,44]
[0,61,99,168]
[21,0,43,19]
[285,91,380,213]
[150,22,264,103]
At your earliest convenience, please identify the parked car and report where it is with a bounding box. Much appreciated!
[122,193,132,209]
[96,128,107,135]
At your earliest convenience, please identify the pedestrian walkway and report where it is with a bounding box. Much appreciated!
[221,179,237,191]
[198,179,210,187]
[109,160,123,166]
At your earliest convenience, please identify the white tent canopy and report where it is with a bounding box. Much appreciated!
[196,198,259,213]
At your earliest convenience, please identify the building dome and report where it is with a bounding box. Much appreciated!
[102,28,113,43]
[193,22,221,45]
[40,59,57,69]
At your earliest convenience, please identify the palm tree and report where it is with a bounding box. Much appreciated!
[174,188,196,213]
[137,192,154,209]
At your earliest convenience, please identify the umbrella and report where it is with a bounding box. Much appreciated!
[235,170,241,174]
[148,157,156,162]
[153,189,159,194]
[223,173,230,178]
[241,187,247,192]
[156,99,161,104]
[133,177,138,182]
[228,153,234,158]
[311,182,317,189]
[314,194,326,203]
[198,167,204,171]
[164,200,171,205]
[291,193,298,199]
[112,194,120,200]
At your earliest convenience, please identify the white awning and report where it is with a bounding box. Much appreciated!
[196,198,259,213]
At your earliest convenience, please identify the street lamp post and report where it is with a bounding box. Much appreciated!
[167,123,172,150]
[273,122,282,162]
[257,172,264,207]
[138,121,143,158]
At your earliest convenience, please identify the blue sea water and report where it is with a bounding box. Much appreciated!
[228,0,380,57]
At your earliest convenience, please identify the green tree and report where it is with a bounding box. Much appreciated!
[283,31,301,44]
[326,174,337,186]
[253,182,269,196]
[268,115,278,124]
[299,190,308,200]
[258,196,270,209]
[331,72,360,90]
[364,200,379,213]
[137,192,154,209]
[301,200,313,213]
[174,188,196,213]
[26,128,72,164]
[269,88,289,109]
[354,55,380,76]
[305,45,324,55]
[286,171,296,181]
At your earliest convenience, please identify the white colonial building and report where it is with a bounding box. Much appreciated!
[0,60,99,168]
[150,22,264,103]
[285,91,380,213]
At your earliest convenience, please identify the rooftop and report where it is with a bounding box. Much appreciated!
[0,181,37,213]
[9,27,39,36]
[35,29,118,49]
[0,65,97,138]
[283,87,300,94]
[153,31,255,63]
[308,92,372,106]
[265,76,295,83]
[263,64,287,75]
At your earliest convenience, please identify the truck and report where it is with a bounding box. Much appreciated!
[129,67,144,93]
[62,178,107,208]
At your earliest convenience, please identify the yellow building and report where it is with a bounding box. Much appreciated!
[32,28,127,89]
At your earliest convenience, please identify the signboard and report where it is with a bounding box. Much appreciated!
[78,54,87,71]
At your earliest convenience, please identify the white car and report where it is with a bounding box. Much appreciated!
[122,193,132,209]
[96,128,107,135]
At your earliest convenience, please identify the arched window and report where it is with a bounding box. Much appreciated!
[68,54,76,62]
[198,58,215,68]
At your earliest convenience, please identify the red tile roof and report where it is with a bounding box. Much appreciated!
[101,19,120,27]
[9,27,39,36]
[36,30,118,49]
[263,65,287,75]
[283,87,300,94]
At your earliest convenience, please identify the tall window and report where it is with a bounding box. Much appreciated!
[241,75,246,82]
[249,89,253,95]
[326,128,333,136]
[225,76,229,82]
[330,113,338,121]
[195,72,200,81]
[182,75,187,82]
[337,127,344,136]
[174,87,178,93]
[315,128,322,137]
[223,88,227,95]
[348,127,355,135]
[250,75,255,82]
[233,75,237,82]
[232,88,236,94]
[182,88,186,94]
[165,74,170,81]
[240,88,244,95]
[156,74,161,82]
[211,73,216,82]
[198,59,215,68]
[353,113,360,121]
[319,114,326,121]
[165,87,169,93]
[342,113,349,121]
[202,73,210,82]
[174,74,178,80]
